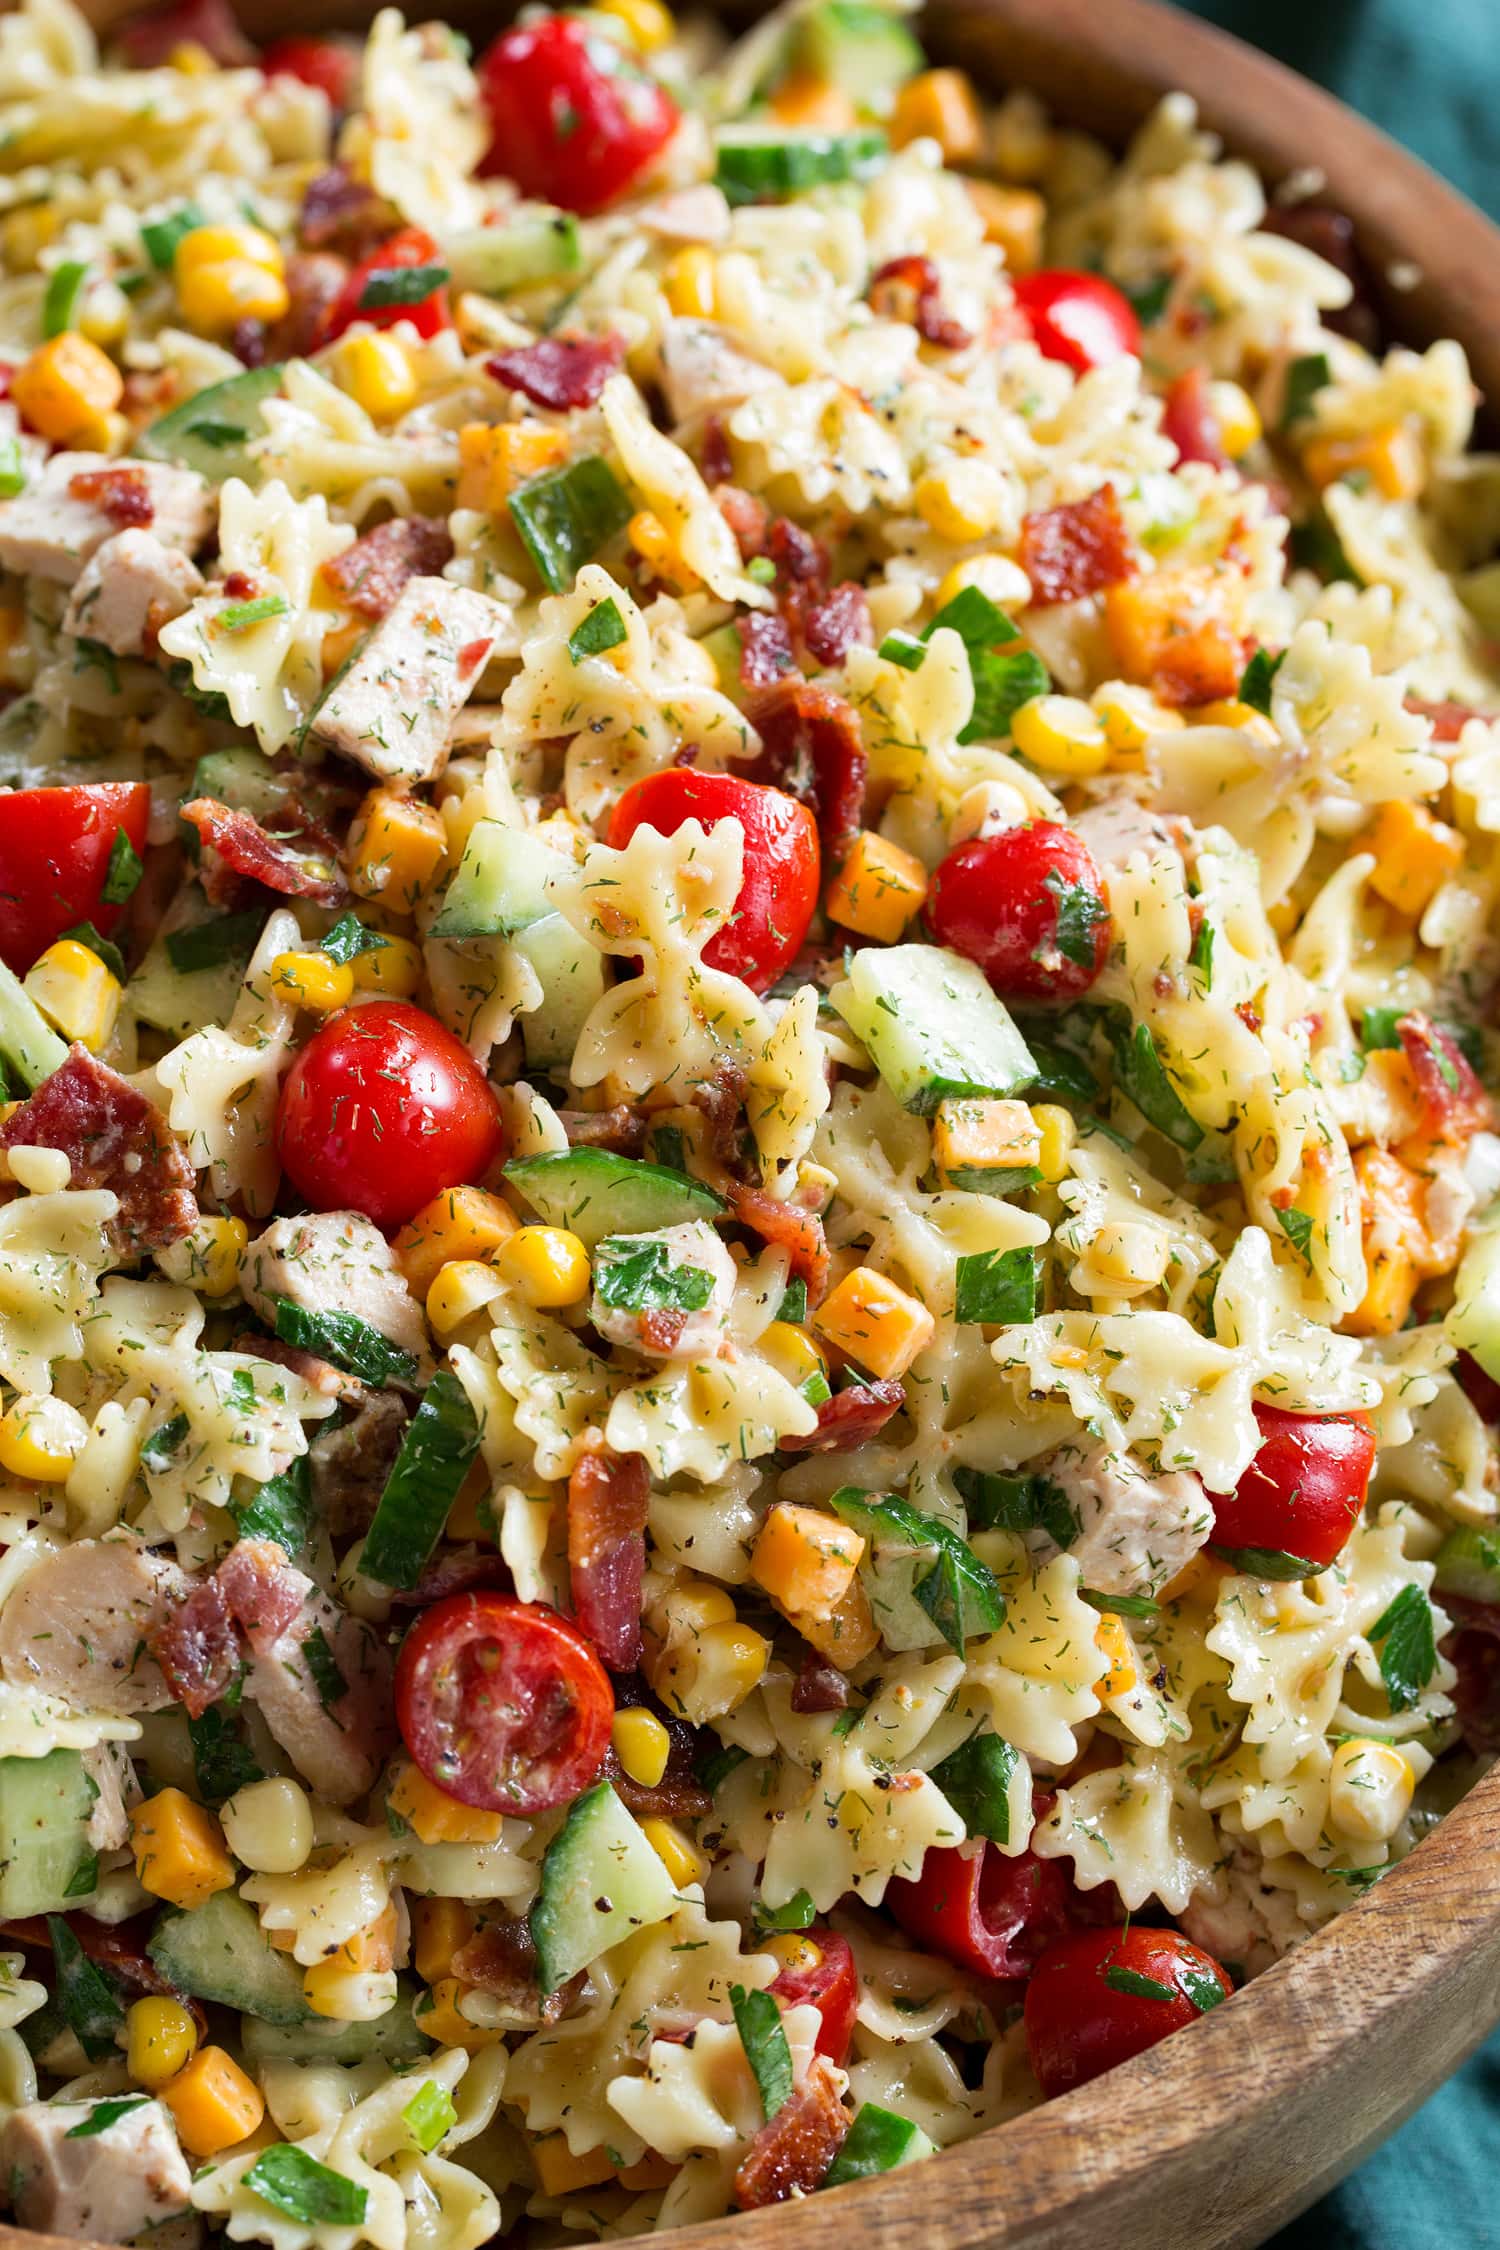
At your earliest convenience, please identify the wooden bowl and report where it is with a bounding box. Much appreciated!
[8,4,1500,2250]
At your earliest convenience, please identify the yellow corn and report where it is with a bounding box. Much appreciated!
[0,1394,86,1483]
[1030,1103,1077,1185]
[913,466,1000,544]
[763,1933,822,1975]
[127,1997,198,2091]
[395,1184,519,1298]
[129,1790,235,1911]
[23,937,121,1051]
[663,247,717,320]
[176,223,283,278]
[1365,798,1464,917]
[427,1257,506,1339]
[889,68,984,163]
[751,1502,865,1618]
[533,2138,617,2196]
[1011,692,1110,777]
[1303,421,1422,501]
[388,1763,505,1846]
[457,420,567,512]
[348,928,424,996]
[347,785,447,909]
[1091,679,1184,760]
[647,1617,769,1724]
[613,1706,671,1788]
[1094,1612,1138,1699]
[160,2047,264,2157]
[933,1097,1041,1186]
[157,1214,250,1299]
[1194,697,1278,745]
[1328,1739,1414,1842]
[340,331,419,420]
[768,71,856,131]
[495,1225,591,1308]
[1209,379,1261,457]
[413,1899,475,1985]
[12,332,122,446]
[175,224,288,334]
[168,39,215,70]
[269,950,355,1012]
[641,1817,709,1887]
[757,1320,829,1395]
[1,205,58,268]
[1158,1550,1231,1607]
[418,1978,503,2052]
[826,830,929,943]
[814,1263,935,1381]
[594,0,675,47]
[936,553,1030,614]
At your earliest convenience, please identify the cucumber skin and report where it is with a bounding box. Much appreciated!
[831,945,1036,1115]
[137,363,285,483]
[530,1781,677,1993]
[1434,1525,1500,1606]
[1447,1229,1500,1382]
[148,1891,312,2024]
[0,1749,95,1919]
[823,2102,936,2185]
[430,820,558,939]
[242,1991,427,2066]
[512,913,607,1072]
[504,1148,724,1247]
[0,956,67,1090]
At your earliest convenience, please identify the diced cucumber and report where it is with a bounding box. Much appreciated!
[431,820,560,939]
[823,2103,937,2186]
[714,123,888,205]
[0,957,66,1093]
[1433,1525,1500,1606]
[127,898,264,1041]
[137,363,286,484]
[509,457,632,595]
[147,1891,311,2024]
[830,1486,1003,1654]
[530,1781,677,1993]
[0,1750,96,1919]
[790,1,921,104]
[189,747,287,822]
[504,1148,723,1247]
[360,1372,482,1590]
[1447,1227,1500,1383]
[830,945,1036,1115]
[241,1991,428,2067]
[698,622,745,700]
[511,912,607,1072]
[445,211,581,295]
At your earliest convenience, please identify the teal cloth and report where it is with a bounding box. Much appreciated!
[1173,4,1500,2239]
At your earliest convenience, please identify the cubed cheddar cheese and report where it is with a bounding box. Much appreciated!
[161,2046,264,2157]
[1302,422,1422,501]
[457,421,568,512]
[814,1263,935,1381]
[889,68,984,163]
[413,1899,476,1985]
[751,1502,865,1618]
[826,832,929,942]
[1365,798,1464,918]
[932,1098,1042,1186]
[129,1789,234,1910]
[388,1761,506,1845]
[346,786,448,909]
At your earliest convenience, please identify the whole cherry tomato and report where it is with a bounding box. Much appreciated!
[1012,270,1141,375]
[768,1927,858,2063]
[1024,1924,1232,2097]
[276,1000,505,1230]
[323,226,451,346]
[607,769,820,995]
[926,821,1111,1005]
[260,34,360,110]
[475,16,679,215]
[396,1593,613,1813]
[1209,1403,1375,1574]
[0,783,150,975]
[886,1842,1095,1982]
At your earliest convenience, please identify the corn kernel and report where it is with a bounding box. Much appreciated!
[427,1257,506,1339]
[127,1997,198,2090]
[23,937,121,1051]
[757,1321,829,1396]
[418,1978,502,2052]
[168,38,215,70]
[156,1214,249,1298]
[1209,379,1261,458]
[663,246,716,320]
[889,68,984,163]
[177,257,289,334]
[495,1225,591,1309]
[1303,422,1422,501]
[395,1184,520,1298]
[826,830,929,943]
[347,785,447,908]
[1094,1612,1138,1700]
[594,0,675,47]
[814,1264,935,1382]
[963,180,1045,274]
[769,71,856,131]
[12,332,122,445]
[641,1817,709,1887]
[913,466,1000,544]
[457,420,567,512]
[161,2046,263,2157]
[613,1706,671,1789]
[1328,1738,1414,1842]
[1030,1103,1077,1185]
[762,1933,822,1975]
[175,223,284,279]
[340,331,419,420]
[79,279,132,349]
[269,949,355,1011]
[932,1097,1041,1186]
[1091,680,1184,760]
[1011,692,1110,777]
[1194,697,1278,745]
[1365,798,1464,917]
[649,1620,769,1723]
[413,1899,475,1985]
[349,928,424,997]
[0,1394,87,1483]
[129,1789,234,1910]
[221,1777,314,1875]
[936,552,1032,614]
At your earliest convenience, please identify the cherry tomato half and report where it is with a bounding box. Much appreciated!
[323,226,451,347]
[1209,1403,1375,1573]
[276,999,505,1230]
[396,1593,613,1813]
[607,769,820,995]
[886,1842,1093,1982]
[0,782,151,975]
[1161,365,1231,471]
[1011,270,1141,375]
[1024,1925,1232,2097]
[260,34,360,110]
[926,821,1111,1005]
[768,1928,858,2064]
[475,15,680,216]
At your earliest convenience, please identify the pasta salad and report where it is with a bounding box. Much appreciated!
[0,0,1497,2237]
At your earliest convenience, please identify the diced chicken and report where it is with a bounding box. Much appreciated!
[0,1535,189,1714]
[241,1209,428,1362]
[239,1552,395,1804]
[659,319,778,427]
[307,575,506,785]
[0,2097,191,2242]
[1072,792,1180,869]
[62,529,205,655]
[1038,1440,1212,1599]
[0,454,214,585]
[638,185,732,243]
[83,1739,141,1851]
[589,1220,737,1360]
[1180,1843,1309,1978]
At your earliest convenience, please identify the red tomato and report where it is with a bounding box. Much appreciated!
[886,1842,1094,1982]
[275,1000,505,1230]
[0,783,150,975]
[1012,270,1141,375]
[607,769,820,995]
[926,822,1111,1005]
[768,1928,858,2063]
[1024,1925,1232,2097]
[259,34,360,109]
[323,227,451,346]
[475,15,679,216]
[1209,1403,1375,1571]
[1161,365,1231,470]
[396,1593,613,1813]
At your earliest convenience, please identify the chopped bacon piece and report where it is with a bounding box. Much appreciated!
[1398,1011,1493,1142]
[1018,486,1137,607]
[1261,205,1381,352]
[765,516,826,590]
[487,333,626,412]
[0,1047,196,1259]
[692,1059,750,1176]
[116,0,254,67]
[1,1914,206,2026]
[717,484,771,560]
[868,254,972,350]
[181,796,347,907]
[701,416,734,488]
[322,516,454,620]
[387,1544,511,1607]
[149,1580,239,1720]
[1161,366,1231,471]
[68,465,154,529]
[790,1647,853,1712]
[780,1377,904,1453]
[272,251,352,360]
[1441,1597,1500,1752]
[558,1103,650,1157]
[739,611,796,689]
[215,1539,307,1654]
[724,1179,830,1308]
[604,1744,713,1820]
[640,1306,689,1354]
[1407,696,1491,742]
[453,1914,576,2023]
[1458,1350,1500,1424]
[733,2056,850,2209]
[299,166,393,258]
[804,583,873,669]
[568,1445,651,1672]
[739,680,868,866]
